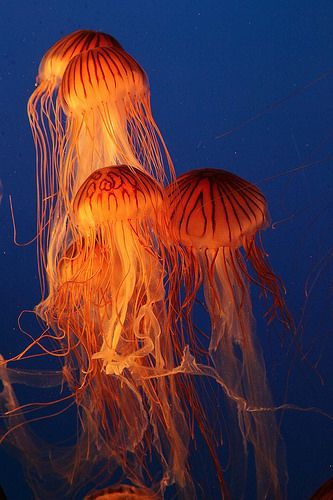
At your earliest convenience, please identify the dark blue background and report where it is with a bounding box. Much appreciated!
[0,1,332,498]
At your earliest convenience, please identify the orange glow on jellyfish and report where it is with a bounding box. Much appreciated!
[166,168,291,499]
[59,44,174,190]
[84,484,161,499]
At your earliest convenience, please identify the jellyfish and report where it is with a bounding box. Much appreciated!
[27,30,121,296]
[37,173,157,379]
[65,164,165,374]
[36,164,166,413]
[56,43,174,218]
[166,167,291,499]
[31,164,198,496]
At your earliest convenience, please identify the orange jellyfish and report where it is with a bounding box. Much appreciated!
[68,164,165,374]
[27,30,121,296]
[31,164,197,496]
[37,164,166,394]
[166,168,291,499]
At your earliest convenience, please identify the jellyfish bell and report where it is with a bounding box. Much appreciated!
[166,167,289,499]
[168,168,269,250]
[29,30,121,139]
[36,30,122,87]
[58,44,174,194]
[28,28,123,165]
[73,165,163,232]
[59,47,148,116]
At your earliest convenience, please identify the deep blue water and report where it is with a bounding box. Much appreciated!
[0,1,332,498]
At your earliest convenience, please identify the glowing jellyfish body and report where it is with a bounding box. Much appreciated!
[71,165,164,374]
[53,164,195,495]
[167,168,289,499]
[59,45,174,190]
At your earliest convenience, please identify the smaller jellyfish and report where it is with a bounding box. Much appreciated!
[27,30,121,296]
[166,168,291,499]
[310,477,333,500]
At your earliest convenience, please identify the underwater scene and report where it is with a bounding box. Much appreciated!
[0,1,332,499]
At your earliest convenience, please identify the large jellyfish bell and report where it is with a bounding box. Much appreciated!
[166,167,290,498]
[59,45,174,190]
